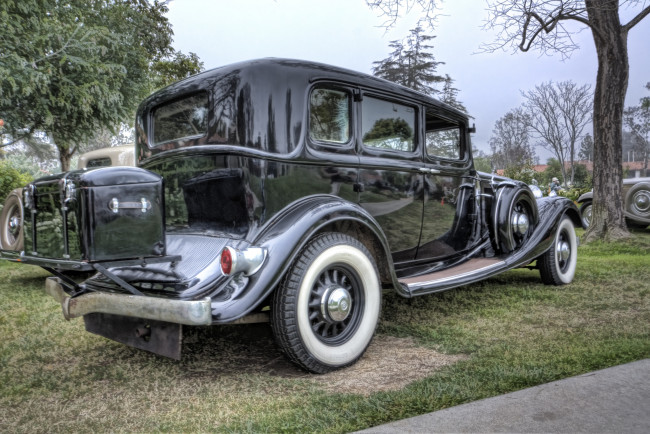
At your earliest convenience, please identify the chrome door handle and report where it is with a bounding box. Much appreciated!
[419,167,441,174]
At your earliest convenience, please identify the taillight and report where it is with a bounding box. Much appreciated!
[219,246,266,277]
[220,247,233,275]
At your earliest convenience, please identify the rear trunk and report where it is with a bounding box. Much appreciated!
[23,167,166,263]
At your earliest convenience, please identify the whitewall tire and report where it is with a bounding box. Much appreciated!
[539,216,577,285]
[271,232,381,373]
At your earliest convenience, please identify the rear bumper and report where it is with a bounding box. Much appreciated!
[45,277,212,326]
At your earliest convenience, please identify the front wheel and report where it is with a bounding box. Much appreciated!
[538,216,577,285]
[271,232,381,374]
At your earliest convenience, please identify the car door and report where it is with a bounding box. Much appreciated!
[416,106,477,261]
[356,92,424,265]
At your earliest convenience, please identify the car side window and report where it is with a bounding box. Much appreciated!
[425,109,462,160]
[309,88,351,144]
[362,96,415,152]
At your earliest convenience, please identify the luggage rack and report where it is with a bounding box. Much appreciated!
[1,250,181,297]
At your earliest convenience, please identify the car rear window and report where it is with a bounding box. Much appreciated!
[85,157,112,168]
[152,93,209,146]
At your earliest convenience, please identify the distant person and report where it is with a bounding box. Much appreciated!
[550,177,561,194]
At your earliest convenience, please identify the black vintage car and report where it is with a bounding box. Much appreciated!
[1,59,581,373]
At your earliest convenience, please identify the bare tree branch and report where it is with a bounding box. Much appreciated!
[483,0,590,59]
[365,0,442,30]
[623,4,650,31]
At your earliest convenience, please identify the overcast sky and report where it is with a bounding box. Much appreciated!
[165,0,650,162]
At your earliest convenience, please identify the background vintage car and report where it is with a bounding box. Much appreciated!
[0,144,135,251]
[578,177,650,229]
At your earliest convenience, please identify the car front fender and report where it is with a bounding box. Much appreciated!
[506,195,581,268]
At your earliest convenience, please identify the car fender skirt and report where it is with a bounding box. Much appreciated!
[45,277,212,326]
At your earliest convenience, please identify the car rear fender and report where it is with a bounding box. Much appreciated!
[209,194,401,323]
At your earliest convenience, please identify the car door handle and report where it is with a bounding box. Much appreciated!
[419,167,441,174]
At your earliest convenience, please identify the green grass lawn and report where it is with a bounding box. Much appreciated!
[1,229,649,433]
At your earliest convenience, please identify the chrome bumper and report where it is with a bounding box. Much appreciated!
[45,277,213,326]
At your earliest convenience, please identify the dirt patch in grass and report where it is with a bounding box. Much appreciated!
[184,325,466,396]
[309,335,468,395]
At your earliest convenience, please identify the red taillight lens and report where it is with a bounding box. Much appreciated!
[220,247,233,275]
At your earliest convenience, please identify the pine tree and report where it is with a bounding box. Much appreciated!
[372,26,446,97]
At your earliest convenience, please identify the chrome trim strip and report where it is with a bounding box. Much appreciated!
[406,260,506,290]
[45,277,212,326]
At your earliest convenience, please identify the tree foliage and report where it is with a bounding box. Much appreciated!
[489,107,536,172]
[0,160,32,202]
[0,0,176,171]
[372,25,466,113]
[150,51,205,92]
[522,81,592,186]
[623,85,650,177]
[373,26,446,96]
[578,133,594,161]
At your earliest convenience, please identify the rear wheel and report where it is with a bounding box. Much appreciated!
[539,216,577,285]
[1,192,24,251]
[271,232,381,374]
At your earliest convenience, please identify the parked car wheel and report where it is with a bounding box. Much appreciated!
[271,232,381,373]
[1,190,24,251]
[625,181,650,228]
[538,216,577,285]
[579,200,592,229]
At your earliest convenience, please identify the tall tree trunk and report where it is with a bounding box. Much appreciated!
[59,150,72,172]
[52,133,73,172]
[583,0,630,242]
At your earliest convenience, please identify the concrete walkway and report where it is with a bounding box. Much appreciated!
[358,359,650,433]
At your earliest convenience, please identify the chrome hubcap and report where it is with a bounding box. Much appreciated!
[511,211,530,235]
[321,286,352,322]
[632,191,650,215]
[8,216,20,236]
[557,240,570,262]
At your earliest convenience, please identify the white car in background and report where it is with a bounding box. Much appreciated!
[0,145,135,250]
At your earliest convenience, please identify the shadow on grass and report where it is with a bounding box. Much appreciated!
[173,323,307,378]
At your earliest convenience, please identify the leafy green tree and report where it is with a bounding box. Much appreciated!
[503,160,537,185]
[0,0,174,171]
[150,51,205,92]
[0,161,32,202]
[541,158,563,187]
[572,163,591,188]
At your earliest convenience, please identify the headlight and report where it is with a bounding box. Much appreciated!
[23,185,35,209]
[64,181,76,201]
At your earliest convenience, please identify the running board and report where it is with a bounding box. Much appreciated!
[399,258,506,296]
